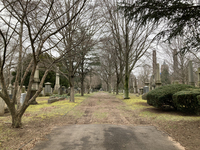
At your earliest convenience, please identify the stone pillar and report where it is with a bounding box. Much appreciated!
[54,67,60,93]
[155,63,161,88]
[32,66,40,90]
[134,77,138,93]
[153,50,157,78]
[30,66,40,104]
[198,67,200,87]
[173,49,178,81]
[188,61,195,86]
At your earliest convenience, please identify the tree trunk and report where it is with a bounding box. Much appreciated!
[124,72,130,99]
[116,82,119,95]
[12,114,22,128]
[70,77,75,102]
[70,86,74,102]
[81,79,84,96]
[106,83,109,92]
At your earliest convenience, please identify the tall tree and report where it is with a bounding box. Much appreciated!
[102,0,155,99]
[119,0,200,52]
[0,0,87,128]
[53,0,101,102]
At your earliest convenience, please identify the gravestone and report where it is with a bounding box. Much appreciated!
[173,49,178,81]
[134,77,138,93]
[143,86,149,94]
[30,66,40,104]
[54,67,60,94]
[188,61,195,86]
[0,97,5,116]
[155,63,161,88]
[20,93,27,105]
[153,50,157,79]
[45,82,52,95]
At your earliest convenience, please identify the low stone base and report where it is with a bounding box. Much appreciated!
[48,97,65,104]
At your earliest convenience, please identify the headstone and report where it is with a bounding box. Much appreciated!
[0,97,5,116]
[45,82,52,95]
[54,67,60,93]
[155,63,161,88]
[20,93,27,105]
[143,86,149,94]
[188,61,195,86]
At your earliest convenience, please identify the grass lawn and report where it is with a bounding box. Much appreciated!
[0,93,91,150]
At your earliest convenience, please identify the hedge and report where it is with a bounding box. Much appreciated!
[146,84,193,109]
[173,88,200,114]
[142,93,147,100]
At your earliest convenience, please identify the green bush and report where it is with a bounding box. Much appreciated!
[142,93,147,100]
[147,84,193,108]
[173,88,200,114]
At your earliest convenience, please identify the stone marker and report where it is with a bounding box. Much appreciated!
[20,93,27,105]
[0,97,5,116]
[30,66,40,104]
[48,97,65,104]
[143,86,149,94]
[45,82,51,95]
[134,77,138,93]
[173,49,178,81]
[188,61,195,86]
[54,67,60,94]
[155,63,161,88]
[153,50,157,78]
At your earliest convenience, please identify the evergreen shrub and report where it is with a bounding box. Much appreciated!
[146,84,192,108]
[142,93,147,100]
[173,88,200,114]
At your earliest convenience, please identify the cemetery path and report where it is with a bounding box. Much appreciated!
[33,92,184,150]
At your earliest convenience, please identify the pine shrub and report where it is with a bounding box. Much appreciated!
[146,84,193,109]
[173,88,200,114]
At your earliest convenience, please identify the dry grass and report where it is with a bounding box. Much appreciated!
[0,93,90,150]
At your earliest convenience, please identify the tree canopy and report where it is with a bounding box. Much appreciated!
[119,0,200,51]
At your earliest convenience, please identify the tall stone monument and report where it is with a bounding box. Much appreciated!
[188,61,195,86]
[173,49,179,81]
[30,66,40,104]
[54,67,60,94]
[155,63,161,88]
[134,77,138,93]
[153,50,157,78]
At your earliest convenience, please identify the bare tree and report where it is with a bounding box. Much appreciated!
[0,0,87,128]
[53,0,101,102]
[101,0,156,99]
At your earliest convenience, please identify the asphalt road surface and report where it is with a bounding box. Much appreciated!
[33,124,184,150]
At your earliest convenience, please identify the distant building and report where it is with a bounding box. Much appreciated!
[161,61,169,72]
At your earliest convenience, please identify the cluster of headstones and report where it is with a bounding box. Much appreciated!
[0,67,68,116]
